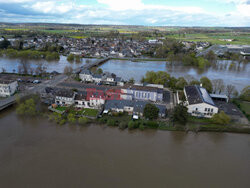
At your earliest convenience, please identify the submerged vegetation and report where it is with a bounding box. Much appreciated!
[0,49,60,61]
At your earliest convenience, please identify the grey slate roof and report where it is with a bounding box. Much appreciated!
[80,69,91,75]
[185,85,215,106]
[105,100,166,115]
[55,89,75,98]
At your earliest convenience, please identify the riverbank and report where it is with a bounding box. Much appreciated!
[44,110,250,134]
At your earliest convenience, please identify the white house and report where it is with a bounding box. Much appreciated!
[79,70,93,82]
[184,85,218,118]
[0,80,18,97]
[74,92,105,109]
[55,90,76,106]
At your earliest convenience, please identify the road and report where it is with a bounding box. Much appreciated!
[0,74,68,111]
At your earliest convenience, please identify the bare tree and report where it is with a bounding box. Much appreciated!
[1,68,6,73]
[19,59,31,74]
[64,66,73,75]
[35,63,47,76]
[226,84,236,99]
[212,79,225,94]
[30,68,34,75]
[12,69,16,74]
[18,65,22,74]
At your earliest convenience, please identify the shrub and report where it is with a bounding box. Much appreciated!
[211,111,231,125]
[59,119,66,125]
[128,120,140,129]
[139,122,145,130]
[16,98,39,116]
[98,117,108,124]
[78,117,89,125]
[143,103,159,120]
[145,121,159,129]
[107,119,116,126]
[119,122,128,130]
[67,113,76,124]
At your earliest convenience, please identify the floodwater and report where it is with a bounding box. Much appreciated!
[0,56,94,73]
[100,59,250,91]
[0,57,250,91]
[0,108,250,188]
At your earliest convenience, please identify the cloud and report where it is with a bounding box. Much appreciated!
[0,0,249,26]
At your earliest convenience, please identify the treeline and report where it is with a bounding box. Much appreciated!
[141,71,241,98]
[152,38,217,68]
[67,54,81,63]
[0,49,60,61]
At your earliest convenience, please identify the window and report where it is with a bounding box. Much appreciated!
[196,108,198,111]
[208,108,210,112]
[211,109,213,112]
[205,108,207,111]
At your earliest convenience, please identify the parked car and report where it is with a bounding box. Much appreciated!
[33,80,41,84]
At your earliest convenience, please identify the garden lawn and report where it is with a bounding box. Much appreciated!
[83,108,99,117]
[56,106,67,112]
[239,101,250,115]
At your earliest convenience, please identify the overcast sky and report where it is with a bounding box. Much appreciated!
[0,0,249,26]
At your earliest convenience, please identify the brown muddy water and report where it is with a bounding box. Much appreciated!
[0,108,250,188]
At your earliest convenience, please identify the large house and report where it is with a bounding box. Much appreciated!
[0,80,18,97]
[79,70,93,82]
[79,70,124,86]
[104,99,166,118]
[55,89,76,106]
[184,85,218,118]
[54,89,105,109]
[121,85,163,102]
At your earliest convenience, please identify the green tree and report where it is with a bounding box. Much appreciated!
[128,77,135,84]
[200,77,213,93]
[67,113,76,124]
[96,68,103,75]
[0,39,11,49]
[189,80,200,86]
[175,77,187,90]
[239,86,250,102]
[16,98,38,116]
[67,54,75,62]
[211,111,231,125]
[205,50,217,62]
[128,120,139,129]
[143,103,159,120]
[139,122,145,130]
[119,122,128,130]
[78,117,89,125]
[107,119,116,126]
[171,104,189,125]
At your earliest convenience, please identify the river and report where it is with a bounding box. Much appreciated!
[0,56,93,73]
[0,57,250,91]
[0,108,250,188]
[100,59,250,91]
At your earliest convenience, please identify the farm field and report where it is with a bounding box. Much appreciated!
[167,32,250,45]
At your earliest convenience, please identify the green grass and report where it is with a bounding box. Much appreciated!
[39,29,79,34]
[56,106,67,112]
[69,36,87,39]
[83,108,99,117]
[239,101,250,115]
[168,32,250,45]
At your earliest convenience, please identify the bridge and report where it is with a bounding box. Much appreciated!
[74,58,110,74]
[0,58,110,112]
